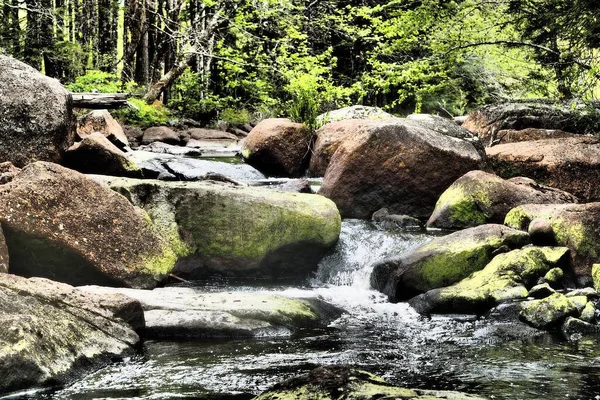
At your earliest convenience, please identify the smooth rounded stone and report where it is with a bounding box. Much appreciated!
[94,176,341,280]
[409,247,569,315]
[371,224,530,302]
[562,317,600,339]
[0,274,142,395]
[427,171,576,230]
[0,225,8,273]
[520,292,578,329]
[64,132,143,178]
[308,120,362,177]
[80,286,344,339]
[0,55,75,167]
[569,296,589,314]
[580,302,596,323]
[528,218,557,245]
[254,178,313,193]
[185,128,238,143]
[529,283,556,299]
[241,118,311,177]
[77,109,128,148]
[372,208,422,231]
[253,365,486,400]
[318,119,485,219]
[543,267,564,287]
[128,150,264,181]
[141,126,180,145]
[0,162,178,288]
[566,287,598,299]
[505,203,600,286]
[487,137,600,202]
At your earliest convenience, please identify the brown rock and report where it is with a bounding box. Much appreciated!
[528,218,556,246]
[77,109,129,148]
[487,137,600,201]
[0,225,8,273]
[64,132,143,177]
[0,55,76,167]
[426,170,577,230]
[0,162,177,288]
[141,126,180,145]
[241,118,311,177]
[0,161,20,184]
[308,120,357,177]
[494,128,575,145]
[185,128,238,142]
[318,119,485,219]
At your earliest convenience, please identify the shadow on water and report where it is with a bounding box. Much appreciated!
[13,220,600,400]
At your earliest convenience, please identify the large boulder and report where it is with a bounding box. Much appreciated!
[64,132,143,178]
[370,224,530,302]
[492,128,575,145]
[308,120,363,177]
[462,102,597,145]
[0,55,75,167]
[505,203,600,286]
[487,137,600,201]
[93,176,341,280]
[81,286,344,339]
[141,126,180,145]
[0,162,178,288]
[241,118,311,177]
[77,109,128,148]
[427,170,577,229]
[184,127,238,144]
[409,247,570,314]
[0,274,142,395]
[316,105,395,125]
[254,366,485,400]
[318,119,485,219]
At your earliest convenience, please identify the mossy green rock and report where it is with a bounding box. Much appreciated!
[409,247,569,314]
[427,170,576,230]
[0,274,141,395]
[505,203,600,286]
[95,177,341,279]
[592,264,600,291]
[0,162,178,288]
[520,292,579,329]
[253,366,485,400]
[543,267,564,287]
[371,224,530,302]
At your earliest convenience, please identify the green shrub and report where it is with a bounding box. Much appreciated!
[220,108,253,125]
[66,70,120,93]
[113,98,171,128]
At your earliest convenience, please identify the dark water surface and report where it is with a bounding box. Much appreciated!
[13,221,600,400]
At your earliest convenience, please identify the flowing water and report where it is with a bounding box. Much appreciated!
[14,220,600,400]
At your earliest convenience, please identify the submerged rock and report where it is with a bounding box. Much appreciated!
[427,171,576,230]
[0,162,177,288]
[254,365,485,400]
[64,132,143,178]
[409,247,569,314]
[0,55,75,167]
[318,119,485,219]
[95,176,341,280]
[241,118,311,177]
[81,286,343,339]
[520,292,579,329]
[372,208,423,230]
[0,274,142,395]
[505,202,600,286]
[77,109,128,148]
[371,224,530,302]
[487,137,600,202]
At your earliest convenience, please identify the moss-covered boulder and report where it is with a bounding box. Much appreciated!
[520,292,579,329]
[64,132,143,178]
[370,224,530,302]
[0,274,142,395]
[94,176,341,280]
[427,171,576,230]
[409,247,569,314]
[0,162,178,288]
[505,202,600,286]
[82,286,343,339]
[254,366,485,400]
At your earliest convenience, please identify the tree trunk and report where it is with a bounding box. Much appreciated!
[143,46,196,104]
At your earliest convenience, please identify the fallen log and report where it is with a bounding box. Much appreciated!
[70,92,130,109]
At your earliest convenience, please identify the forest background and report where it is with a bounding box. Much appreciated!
[0,0,599,127]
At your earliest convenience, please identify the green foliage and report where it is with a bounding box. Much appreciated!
[220,108,252,125]
[66,70,121,93]
[113,98,171,128]
[287,74,321,131]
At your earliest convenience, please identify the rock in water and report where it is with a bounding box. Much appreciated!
[94,176,341,280]
[426,170,576,230]
[505,202,600,286]
[0,55,75,167]
[318,119,485,219]
[253,365,486,400]
[64,132,143,178]
[370,224,530,302]
[487,137,600,202]
[0,274,142,395]
[77,109,129,148]
[520,292,578,329]
[241,118,311,177]
[0,162,178,288]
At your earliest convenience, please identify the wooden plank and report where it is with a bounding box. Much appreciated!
[70,92,131,109]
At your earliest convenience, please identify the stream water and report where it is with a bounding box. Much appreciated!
[16,220,600,400]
